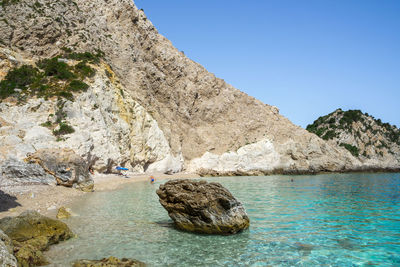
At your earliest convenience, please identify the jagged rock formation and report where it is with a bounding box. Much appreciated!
[0,229,17,267]
[307,109,400,170]
[0,0,395,174]
[0,210,73,266]
[0,148,94,191]
[25,148,94,191]
[157,179,250,234]
[0,158,55,188]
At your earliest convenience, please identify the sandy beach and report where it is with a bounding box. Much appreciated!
[0,172,199,219]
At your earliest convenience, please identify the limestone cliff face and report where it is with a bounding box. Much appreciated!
[307,109,400,170]
[0,0,384,174]
[0,48,181,173]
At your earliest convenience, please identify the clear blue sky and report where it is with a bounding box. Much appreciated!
[135,0,400,128]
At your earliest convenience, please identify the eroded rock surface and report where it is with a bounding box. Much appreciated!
[0,230,17,267]
[25,149,94,192]
[72,256,146,267]
[0,211,73,266]
[0,158,55,187]
[157,179,249,234]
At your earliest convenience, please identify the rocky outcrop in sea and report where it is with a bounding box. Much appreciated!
[157,179,250,234]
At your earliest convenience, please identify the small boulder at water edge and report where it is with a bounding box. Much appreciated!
[56,206,72,219]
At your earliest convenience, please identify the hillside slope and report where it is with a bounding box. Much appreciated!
[0,0,379,174]
[307,109,400,170]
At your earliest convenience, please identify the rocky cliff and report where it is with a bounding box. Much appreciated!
[307,109,400,170]
[0,0,394,175]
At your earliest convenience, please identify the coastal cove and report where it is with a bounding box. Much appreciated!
[0,0,399,266]
[40,173,400,266]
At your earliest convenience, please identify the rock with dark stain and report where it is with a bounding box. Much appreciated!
[25,149,94,192]
[72,256,146,267]
[156,179,250,235]
[0,210,73,266]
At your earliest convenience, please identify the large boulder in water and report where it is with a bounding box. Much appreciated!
[156,179,250,234]
[25,148,94,192]
[0,210,73,266]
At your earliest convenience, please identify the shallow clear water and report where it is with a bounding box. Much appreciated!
[46,173,400,266]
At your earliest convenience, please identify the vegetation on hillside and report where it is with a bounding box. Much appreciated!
[306,109,400,157]
[0,49,103,102]
[0,0,20,8]
[40,99,75,138]
[340,143,359,157]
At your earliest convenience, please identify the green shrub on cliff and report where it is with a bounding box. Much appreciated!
[53,122,75,136]
[0,50,101,102]
[340,143,359,157]
[62,48,104,64]
[74,61,95,78]
[0,65,40,99]
[67,80,89,92]
[0,0,19,8]
[322,130,337,140]
[339,109,363,126]
[37,58,75,80]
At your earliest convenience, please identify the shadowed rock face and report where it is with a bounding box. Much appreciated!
[156,179,250,235]
[0,211,73,266]
[0,190,21,212]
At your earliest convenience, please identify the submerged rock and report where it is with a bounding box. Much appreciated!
[56,206,72,219]
[25,148,94,192]
[72,256,146,267]
[156,179,250,235]
[0,230,17,267]
[0,210,74,266]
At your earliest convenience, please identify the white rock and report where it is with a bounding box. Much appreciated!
[187,139,281,173]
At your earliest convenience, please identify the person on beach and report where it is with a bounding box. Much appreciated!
[150,176,155,184]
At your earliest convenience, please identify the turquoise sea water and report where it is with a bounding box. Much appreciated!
[46,173,400,266]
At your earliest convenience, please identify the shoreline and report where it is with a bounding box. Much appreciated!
[0,172,200,219]
[197,167,400,177]
[1,169,399,219]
